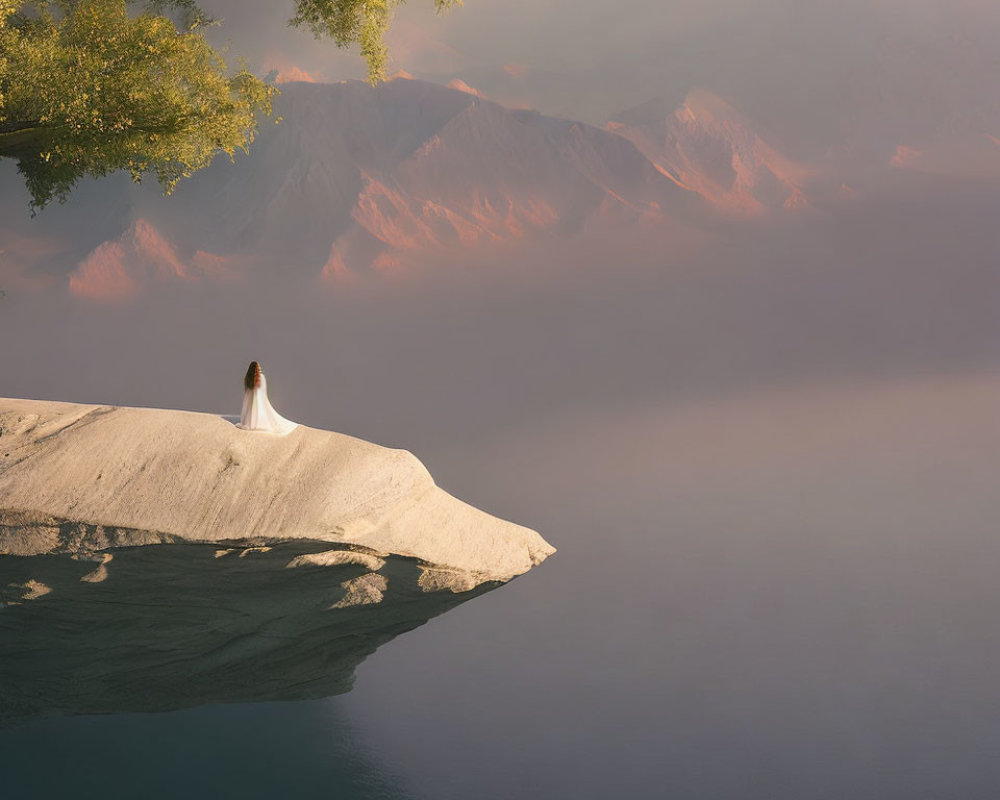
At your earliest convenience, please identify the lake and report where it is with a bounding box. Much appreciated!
[2,192,1000,797]
[4,371,1000,799]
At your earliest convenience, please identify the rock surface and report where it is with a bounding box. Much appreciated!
[0,397,554,586]
[0,396,553,723]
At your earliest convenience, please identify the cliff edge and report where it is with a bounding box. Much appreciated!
[0,397,554,588]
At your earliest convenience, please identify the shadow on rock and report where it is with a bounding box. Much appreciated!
[0,541,499,724]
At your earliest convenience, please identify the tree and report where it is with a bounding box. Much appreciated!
[0,0,275,209]
[292,0,461,84]
[0,0,459,210]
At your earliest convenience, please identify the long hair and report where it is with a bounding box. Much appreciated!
[244,361,262,390]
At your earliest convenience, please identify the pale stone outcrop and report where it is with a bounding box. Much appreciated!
[332,573,389,608]
[0,397,554,588]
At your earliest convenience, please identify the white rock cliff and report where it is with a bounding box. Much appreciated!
[0,397,555,589]
[0,396,555,720]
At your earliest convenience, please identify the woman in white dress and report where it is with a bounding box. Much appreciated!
[237,361,298,435]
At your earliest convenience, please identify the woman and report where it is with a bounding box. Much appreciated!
[237,361,298,435]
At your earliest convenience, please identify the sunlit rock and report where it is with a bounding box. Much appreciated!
[332,573,389,608]
[0,397,554,584]
[0,396,554,723]
[607,89,817,215]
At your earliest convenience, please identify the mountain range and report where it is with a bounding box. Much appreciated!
[0,76,849,298]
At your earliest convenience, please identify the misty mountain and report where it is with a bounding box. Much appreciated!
[87,78,715,292]
[607,89,816,214]
[4,78,821,297]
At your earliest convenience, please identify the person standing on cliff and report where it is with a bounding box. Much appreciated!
[237,361,298,435]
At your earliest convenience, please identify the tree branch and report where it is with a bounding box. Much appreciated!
[0,126,52,158]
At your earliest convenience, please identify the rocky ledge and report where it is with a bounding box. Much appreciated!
[0,397,554,589]
[0,397,554,722]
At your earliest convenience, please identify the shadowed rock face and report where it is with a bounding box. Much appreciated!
[0,398,550,724]
[0,540,498,724]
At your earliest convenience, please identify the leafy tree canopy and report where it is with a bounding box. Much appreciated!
[0,0,458,210]
[293,0,461,84]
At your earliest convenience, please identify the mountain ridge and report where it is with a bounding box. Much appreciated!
[3,77,819,298]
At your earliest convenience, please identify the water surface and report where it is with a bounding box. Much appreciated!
[4,374,1000,799]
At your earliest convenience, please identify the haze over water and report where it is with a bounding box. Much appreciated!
[2,0,1000,797]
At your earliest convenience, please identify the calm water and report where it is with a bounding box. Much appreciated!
[5,374,1000,799]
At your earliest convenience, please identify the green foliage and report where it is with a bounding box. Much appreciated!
[0,0,275,210]
[144,0,217,32]
[291,0,461,83]
[0,0,462,210]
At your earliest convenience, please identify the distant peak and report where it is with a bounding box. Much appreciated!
[447,78,485,98]
[68,219,233,301]
[669,90,762,136]
[890,144,926,169]
[387,70,415,81]
[273,66,321,85]
[606,90,816,216]
[609,88,746,130]
[679,88,743,119]
[502,63,529,79]
[262,53,323,85]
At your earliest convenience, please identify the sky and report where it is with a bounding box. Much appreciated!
[1,0,997,464]
[203,0,1000,155]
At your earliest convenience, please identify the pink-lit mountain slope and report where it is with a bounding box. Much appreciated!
[140,77,704,277]
[67,219,235,301]
[607,89,816,215]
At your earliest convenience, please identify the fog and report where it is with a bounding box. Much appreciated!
[2,1,1000,795]
[202,0,1000,157]
[3,171,999,798]
[336,370,1000,799]
[3,171,997,456]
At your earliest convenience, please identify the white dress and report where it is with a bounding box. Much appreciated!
[237,373,298,435]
